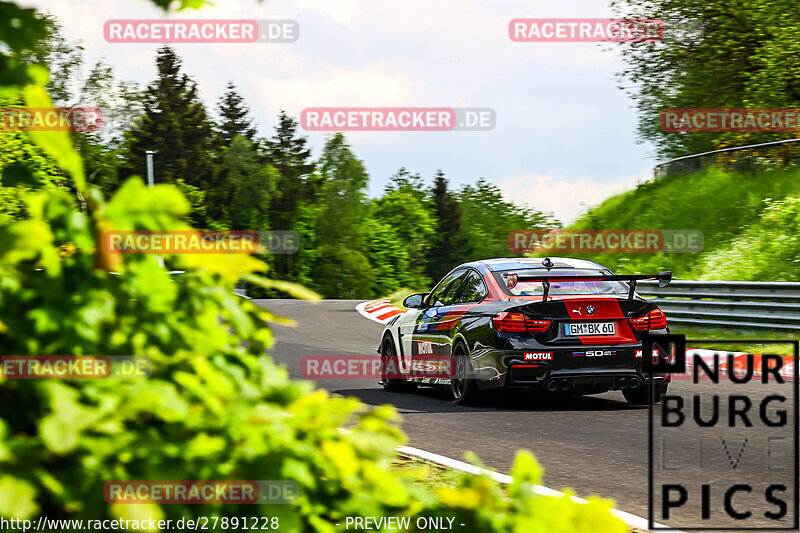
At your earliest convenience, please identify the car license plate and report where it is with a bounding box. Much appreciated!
[564,322,615,336]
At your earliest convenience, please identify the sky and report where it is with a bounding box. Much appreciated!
[22,0,659,224]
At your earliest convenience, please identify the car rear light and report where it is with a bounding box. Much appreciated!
[492,312,551,333]
[493,312,526,332]
[629,308,667,331]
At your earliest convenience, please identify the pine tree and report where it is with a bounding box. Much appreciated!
[217,81,256,147]
[426,170,471,281]
[121,47,219,207]
[265,111,317,231]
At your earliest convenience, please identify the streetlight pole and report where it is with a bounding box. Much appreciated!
[145,150,155,188]
[145,150,164,268]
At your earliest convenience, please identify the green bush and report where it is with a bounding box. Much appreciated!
[698,195,800,281]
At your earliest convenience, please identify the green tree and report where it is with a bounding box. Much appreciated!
[301,133,372,298]
[75,60,145,196]
[0,98,63,189]
[362,217,414,295]
[0,16,92,217]
[16,14,81,105]
[120,46,219,209]
[214,135,277,230]
[265,111,317,231]
[291,200,324,288]
[458,178,559,261]
[612,0,800,158]
[73,60,143,196]
[0,110,64,223]
[216,81,256,147]
[371,192,435,289]
[265,111,319,279]
[6,16,142,198]
[426,170,470,281]
[383,167,429,202]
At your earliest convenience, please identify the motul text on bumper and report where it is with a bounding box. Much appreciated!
[466,343,670,391]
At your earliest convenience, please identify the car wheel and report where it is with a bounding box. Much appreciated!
[451,344,480,405]
[624,381,668,406]
[381,338,417,392]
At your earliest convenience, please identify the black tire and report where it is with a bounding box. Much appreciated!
[380,338,417,392]
[451,344,481,405]
[623,381,668,406]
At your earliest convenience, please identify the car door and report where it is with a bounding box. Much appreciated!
[438,269,489,350]
[412,269,470,359]
[397,270,466,371]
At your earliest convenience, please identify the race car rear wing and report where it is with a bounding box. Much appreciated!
[511,271,672,300]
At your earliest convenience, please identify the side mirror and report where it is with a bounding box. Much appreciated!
[658,271,672,288]
[403,292,429,309]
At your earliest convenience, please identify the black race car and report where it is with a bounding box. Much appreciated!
[378,257,673,405]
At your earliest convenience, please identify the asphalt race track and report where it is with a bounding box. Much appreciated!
[257,299,797,530]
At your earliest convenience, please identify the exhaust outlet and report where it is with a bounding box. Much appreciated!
[629,377,641,390]
[546,380,559,392]
[559,379,571,392]
[617,377,629,389]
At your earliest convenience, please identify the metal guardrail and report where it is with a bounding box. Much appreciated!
[653,137,800,178]
[637,280,800,331]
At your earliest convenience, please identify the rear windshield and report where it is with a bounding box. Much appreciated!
[493,269,630,298]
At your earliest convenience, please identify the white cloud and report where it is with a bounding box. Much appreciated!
[292,0,361,26]
[499,173,640,224]
[252,64,418,117]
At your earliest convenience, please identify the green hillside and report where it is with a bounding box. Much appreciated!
[564,167,800,281]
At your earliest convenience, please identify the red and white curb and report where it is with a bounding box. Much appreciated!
[356,298,404,324]
[685,348,795,380]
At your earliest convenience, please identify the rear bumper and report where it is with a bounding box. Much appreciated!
[502,367,667,392]
[469,342,671,392]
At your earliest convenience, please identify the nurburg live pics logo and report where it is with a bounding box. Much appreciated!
[645,334,799,530]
